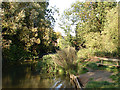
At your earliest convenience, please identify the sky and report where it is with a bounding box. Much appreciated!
[49,0,82,36]
[49,0,120,36]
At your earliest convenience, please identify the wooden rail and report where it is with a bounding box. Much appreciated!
[96,57,120,67]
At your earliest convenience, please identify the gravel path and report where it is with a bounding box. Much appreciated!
[77,68,114,87]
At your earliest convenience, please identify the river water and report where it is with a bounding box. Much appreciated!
[2,63,74,88]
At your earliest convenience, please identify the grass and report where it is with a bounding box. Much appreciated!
[77,67,89,74]
[85,81,116,88]
[86,62,98,70]
[84,62,120,88]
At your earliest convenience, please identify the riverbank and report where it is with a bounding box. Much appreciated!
[76,58,120,88]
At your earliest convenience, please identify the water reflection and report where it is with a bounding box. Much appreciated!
[2,64,73,88]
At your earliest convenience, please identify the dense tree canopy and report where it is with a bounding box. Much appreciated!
[59,1,119,57]
[2,2,59,62]
[2,1,120,63]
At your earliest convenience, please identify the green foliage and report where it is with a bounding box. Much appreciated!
[2,44,29,62]
[98,65,107,70]
[2,1,119,83]
[58,38,72,49]
[105,66,118,73]
[85,81,116,88]
[77,67,88,74]
[59,1,118,59]
[101,6,118,54]
[59,1,117,51]
[94,50,118,58]
[57,38,67,49]
[77,48,96,60]
[36,54,56,73]
[110,72,120,86]
[110,74,119,81]
[87,62,98,70]
[84,32,102,49]
[8,44,28,61]
[2,2,59,63]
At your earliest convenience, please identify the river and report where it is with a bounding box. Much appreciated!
[2,63,74,88]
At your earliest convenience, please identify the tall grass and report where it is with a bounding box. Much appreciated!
[52,46,78,74]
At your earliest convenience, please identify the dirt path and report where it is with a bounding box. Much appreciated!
[78,68,114,87]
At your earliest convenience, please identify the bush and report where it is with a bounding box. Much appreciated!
[57,38,71,49]
[77,48,96,60]
[95,50,119,58]
[36,54,57,73]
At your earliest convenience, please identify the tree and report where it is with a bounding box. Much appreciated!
[2,2,58,62]
[101,5,118,55]
[59,1,117,50]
